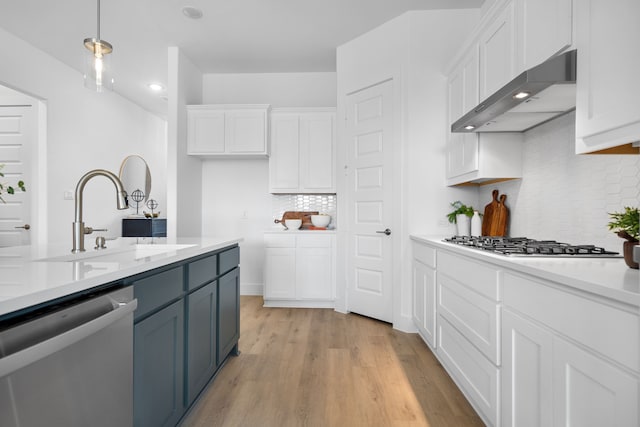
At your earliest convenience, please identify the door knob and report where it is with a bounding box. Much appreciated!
[376,228,391,236]
[15,224,30,230]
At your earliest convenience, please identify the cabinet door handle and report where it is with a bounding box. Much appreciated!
[376,228,391,236]
[15,224,30,230]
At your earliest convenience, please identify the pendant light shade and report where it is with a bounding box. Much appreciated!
[84,0,114,92]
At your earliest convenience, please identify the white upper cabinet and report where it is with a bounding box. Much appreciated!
[447,45,481,181]
[515,0,572,72]
[479,1,516,101]
[269,108,336,194]
[187,105,270,158]
[574,0,640,154]
[449,44,480,120]
[447,38,523,186]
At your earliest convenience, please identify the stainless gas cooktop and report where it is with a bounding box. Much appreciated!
[443,236,621,258]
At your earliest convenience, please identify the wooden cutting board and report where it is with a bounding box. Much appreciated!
[482,190,509,236]
[274,211,319,229]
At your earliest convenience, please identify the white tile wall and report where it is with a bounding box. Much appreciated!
[479,112,639,251]
[271,194,337,227]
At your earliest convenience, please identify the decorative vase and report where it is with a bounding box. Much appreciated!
[456,214,471,237]
[623,241,639,269]
[471,211,482,236]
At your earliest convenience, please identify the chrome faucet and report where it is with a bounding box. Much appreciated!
[72,169,128,253]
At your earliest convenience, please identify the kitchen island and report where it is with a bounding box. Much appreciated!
[0,237,242,427]
[410,235,639,427]
[0,236,242,317]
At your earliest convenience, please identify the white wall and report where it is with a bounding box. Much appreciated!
[203,72,336,107]
[479,112,640,252]
[167,47,203,238]
[336,9,479,331]
[200,72,336,292]
[0,26,167,246]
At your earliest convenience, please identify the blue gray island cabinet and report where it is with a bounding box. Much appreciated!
[130,244,240,427]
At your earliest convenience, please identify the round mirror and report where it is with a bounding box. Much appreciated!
[119,155,151,203]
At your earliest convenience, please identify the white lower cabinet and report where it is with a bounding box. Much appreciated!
[438,314,500,426]
[502,308,639,427]
[552,337,638,427]
[410,237,639,427]
[263,246,296,300]
[436,250,502,426]
[502,309,553,427]
[412,241,437,348]
[263,233,335,307]
[502,272,639,427]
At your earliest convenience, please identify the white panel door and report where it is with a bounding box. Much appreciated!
[0,105,32,247]
[346,80,393,323]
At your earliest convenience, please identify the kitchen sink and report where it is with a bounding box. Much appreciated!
[39,244,197,263]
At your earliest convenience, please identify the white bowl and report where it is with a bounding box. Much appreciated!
[310,215,331,228]
[284,219,302,230]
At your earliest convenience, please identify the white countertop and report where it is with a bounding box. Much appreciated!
[0,237,242,318]
[411,235,640,307]
[265,228,336,234]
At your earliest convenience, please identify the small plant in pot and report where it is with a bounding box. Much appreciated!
[607,206,639,269]
[447,201,474,236]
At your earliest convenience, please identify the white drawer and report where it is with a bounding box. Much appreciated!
[437,250,500,301]
[438,272,501,365]
[264,234,296,248]
[437,315,499,427]
[412,241,436,269]
[297,234,333,248]
[503,272,639,372]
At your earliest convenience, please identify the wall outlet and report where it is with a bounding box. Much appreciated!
[63,190,74,200]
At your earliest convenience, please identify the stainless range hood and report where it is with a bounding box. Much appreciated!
[452,49,577,133]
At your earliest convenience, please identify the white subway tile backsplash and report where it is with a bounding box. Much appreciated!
[479,112,639,252]
[271,194,337,226]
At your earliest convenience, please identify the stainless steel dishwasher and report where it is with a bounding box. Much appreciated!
[0,286,137,427]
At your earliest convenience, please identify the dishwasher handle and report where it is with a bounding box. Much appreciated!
[0,297,137,378]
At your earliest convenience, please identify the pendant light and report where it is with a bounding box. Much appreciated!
[83,0,114,92]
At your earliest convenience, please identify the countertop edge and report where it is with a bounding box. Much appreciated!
[0,237,243,318]
[410,235,640,308]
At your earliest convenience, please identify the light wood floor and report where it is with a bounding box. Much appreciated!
[181,296,484,427]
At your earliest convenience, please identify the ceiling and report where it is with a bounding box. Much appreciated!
[0,0,484,117]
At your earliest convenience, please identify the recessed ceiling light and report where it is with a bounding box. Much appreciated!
[148,83,164,92]
[182,6,203,19]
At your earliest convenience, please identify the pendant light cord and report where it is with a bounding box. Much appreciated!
[97,0,101,40]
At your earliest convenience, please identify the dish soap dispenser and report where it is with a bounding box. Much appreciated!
[471,210,482,236]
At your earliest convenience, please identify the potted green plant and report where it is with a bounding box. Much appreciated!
[607,206,639,269]
[447,201,474,236]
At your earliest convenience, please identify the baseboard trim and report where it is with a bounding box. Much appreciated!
[240,283,263,296]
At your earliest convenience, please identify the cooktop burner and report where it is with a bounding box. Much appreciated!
[443,236,621,257]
